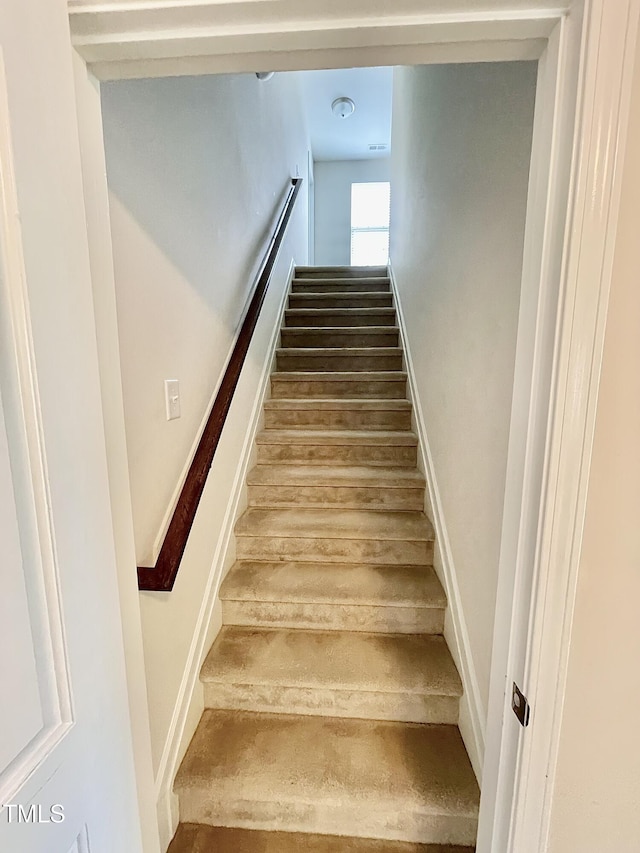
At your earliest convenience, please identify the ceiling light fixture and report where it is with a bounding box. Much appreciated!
[256,72,275,81]
[332,97,356,119]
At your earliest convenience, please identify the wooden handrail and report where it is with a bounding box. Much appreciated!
[138,177,303,591]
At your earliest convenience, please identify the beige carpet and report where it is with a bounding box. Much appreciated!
[171,266,479,851]
[169,824,475,852]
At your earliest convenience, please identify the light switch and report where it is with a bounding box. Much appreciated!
[165,379,180,420]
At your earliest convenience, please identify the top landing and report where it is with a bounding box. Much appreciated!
[295,266,389,278]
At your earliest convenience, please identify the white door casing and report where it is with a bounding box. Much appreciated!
[509,3,640,848]
[0,3,144,852]
[477,9,585,849]
[66,4,640,853]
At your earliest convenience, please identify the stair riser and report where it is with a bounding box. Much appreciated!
[285,310,397,328]
[276,353,403,372]
[247,483,424,511]
[292,280,390,293]
[289,294,393,309]
[222,600,445,635]
[235,535,433,565]
[263,409,412,431]
[280,329,399,348]
[203,682,459,725]
[257,443,418,467]
[177,794,478,847]
[270,378,407,399]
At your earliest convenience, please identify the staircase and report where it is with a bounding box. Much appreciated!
[169,266,480,852]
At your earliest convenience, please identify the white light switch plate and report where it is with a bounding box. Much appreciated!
[165,379,180,420]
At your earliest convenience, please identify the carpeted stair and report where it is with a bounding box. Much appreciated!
[169,266,479,852]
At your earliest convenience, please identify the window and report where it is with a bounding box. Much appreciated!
[350,181,391,266]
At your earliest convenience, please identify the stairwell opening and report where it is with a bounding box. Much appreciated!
[98,59,537,852]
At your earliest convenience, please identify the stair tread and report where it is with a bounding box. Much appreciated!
[174,710,480,817]
[257,429,417,445]
[290,293,393,300]
[296,265,388,275]
[291,287,391,295]
[201,627,462,697]
[277,346,403,355]
[264,398,411,411]
[273,370,407,381]
[286,307,396,318]
[169,824,474,853]
[235,507,434,542]
[281,325,399,332]
[220,561,446,608]
[247,464,424,488]
[292,278,390,284]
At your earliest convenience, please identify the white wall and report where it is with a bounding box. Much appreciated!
[547,27,640,852]
[314,158,390,264]
[100,71,309,796]
[101,72,309,568]
[390,63,536,736]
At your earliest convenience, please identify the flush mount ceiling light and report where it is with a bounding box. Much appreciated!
[332,97,356,119]
[255,72,275,81]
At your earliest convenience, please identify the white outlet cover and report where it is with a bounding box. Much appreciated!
[165,379,180,420]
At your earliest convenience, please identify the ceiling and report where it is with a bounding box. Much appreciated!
[297,66,393,162]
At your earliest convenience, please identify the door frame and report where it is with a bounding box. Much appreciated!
[66,2,640,850]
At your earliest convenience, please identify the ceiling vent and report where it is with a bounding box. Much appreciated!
[368,143,388,152]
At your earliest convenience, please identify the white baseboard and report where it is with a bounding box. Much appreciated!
[154,258,295,851]
[389,263,486,781]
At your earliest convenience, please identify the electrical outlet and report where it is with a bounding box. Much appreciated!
[165,379,180,420]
